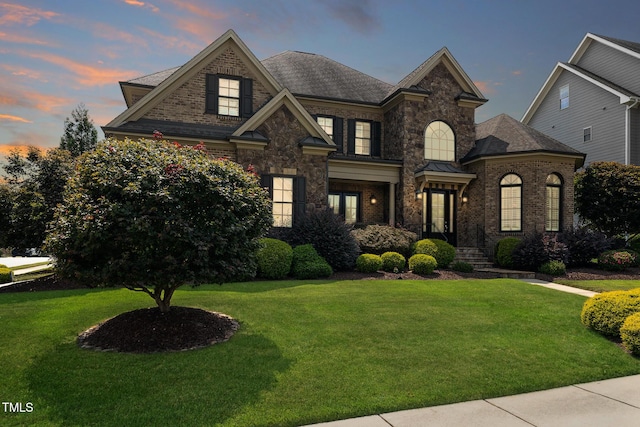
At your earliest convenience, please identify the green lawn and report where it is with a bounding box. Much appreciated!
[554,279,640,292]
[1,278,639,427]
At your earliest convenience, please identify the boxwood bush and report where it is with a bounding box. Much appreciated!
[355,254,383,273]
[351,225,417,256]
[621,312,640,356]
[408,254,437,275]
[496,237,521,268]
[451,261,474,273]
[538,260,566,276]
[381,251,406,272]
[0,267,11,283]
[581,289,640,338]
[430,239,456,268]
[412,239,437,257]
[559,227,612,267]
[291,244,332,279]
[256,238,293,279]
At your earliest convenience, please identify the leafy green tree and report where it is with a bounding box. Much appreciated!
[1,147,74,251]
[45,138,272,312]
[59,103,98,157]
[575,161,640,239]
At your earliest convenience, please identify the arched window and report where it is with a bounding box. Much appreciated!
[500,174,522,232]
[545,173,562,232]
[424,121,455,161]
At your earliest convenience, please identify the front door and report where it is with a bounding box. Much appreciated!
[423,189,456,245]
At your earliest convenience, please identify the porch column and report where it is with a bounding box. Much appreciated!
[388,182,395,226]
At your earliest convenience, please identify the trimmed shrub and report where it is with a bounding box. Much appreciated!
[351,225,417,256]
[621,312,640,356]
[381,251,406,272]
[0,264,7,268]
[451,261,474,273]
[291,244,332,279]
[288,209,360,271]
[512,233,568,271]
[581,289,640,337]
[598,249,639,271]
[409,254,437,275]
[430,239,456,268]
[496,237,521,268]
[0,267,11,283]
[559,227,613,267]
[256,238,293,279]
[538,260,566,276]
[413,239,437,257]
[355,254,383,273]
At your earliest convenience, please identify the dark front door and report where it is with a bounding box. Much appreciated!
[423,189,456,245]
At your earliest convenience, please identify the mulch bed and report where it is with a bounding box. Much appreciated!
[4,267,640,353]
[77,307,239,353]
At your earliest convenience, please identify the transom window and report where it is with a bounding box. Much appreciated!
[500,173,522,232]
[560,85,569,110]
[545,173,562,232]
[317,116,334,138]
[424,121,455,161]
[355,121,371,155]
[218,77,240,116]
[272,177,293,228]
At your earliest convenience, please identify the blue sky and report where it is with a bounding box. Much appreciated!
[1,0,639,157]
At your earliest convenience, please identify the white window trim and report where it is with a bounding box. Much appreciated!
[583,126,592,143]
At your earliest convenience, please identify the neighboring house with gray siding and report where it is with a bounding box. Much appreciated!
[104,29,584,250]
[522,33,640,166]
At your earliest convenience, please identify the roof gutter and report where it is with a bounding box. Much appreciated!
[625,97,640,165]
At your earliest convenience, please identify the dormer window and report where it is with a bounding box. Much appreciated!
[206,74,253,117]
[317,116,334,138]
[424,121,455,161]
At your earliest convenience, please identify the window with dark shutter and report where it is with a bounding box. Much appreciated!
[346,119,380,156]
[261,174,306,228]
[205,74,252,118]
[334,117,344,153]
[293,177,306,225]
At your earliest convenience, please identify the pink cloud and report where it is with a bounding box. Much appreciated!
[0,2,59,26]
[0,31,52,45]
[24,51,139,87]
[0,113,31,123]
[123,0,159,13]
[1,64,47,81]
[138,27,200,52]
[512,70,523,76]
[91,22,145,46]
[474,80,495,95]
[0,88,73,113]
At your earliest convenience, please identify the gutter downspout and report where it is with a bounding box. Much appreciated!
[625,98,640,165]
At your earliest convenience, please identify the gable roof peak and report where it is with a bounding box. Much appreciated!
[388,46,485,103]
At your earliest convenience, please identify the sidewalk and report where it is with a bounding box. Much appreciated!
[305,375,640,427]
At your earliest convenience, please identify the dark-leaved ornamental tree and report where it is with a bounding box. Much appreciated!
[45,137,272,312]
[575,161,640,239]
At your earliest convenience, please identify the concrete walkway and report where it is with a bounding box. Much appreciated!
[305,375,640,427]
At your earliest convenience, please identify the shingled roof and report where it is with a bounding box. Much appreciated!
[463,114,585,167]
[125,66,181,87]
[593,34,640,55]
[261,51,393,104]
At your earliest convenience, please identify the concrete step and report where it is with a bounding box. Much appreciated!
[454,247,493,269]
[476,268,536,279]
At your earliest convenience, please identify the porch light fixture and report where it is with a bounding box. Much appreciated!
[370,194,377,205]
[462,195,469,204]
[415,190,423,200]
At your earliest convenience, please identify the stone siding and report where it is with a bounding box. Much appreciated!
[384,62,477,234]
[237,105,329,211]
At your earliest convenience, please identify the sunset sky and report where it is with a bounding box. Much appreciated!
[1,0,639,158]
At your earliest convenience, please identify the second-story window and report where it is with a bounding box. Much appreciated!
[424,120,455,161]
[218,77,240,116]
[355,121,371,155]
[206,74,253,118]
[560,85,569,110]
[317,116,333,138]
